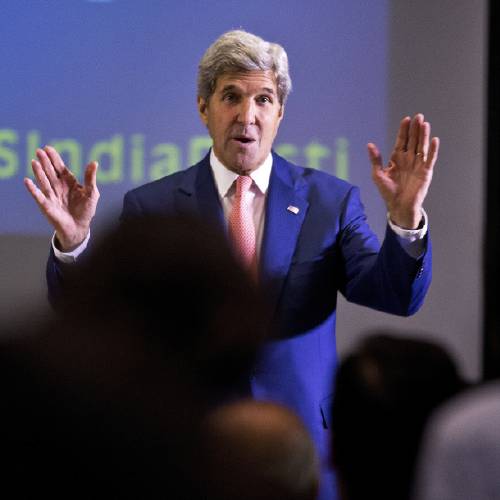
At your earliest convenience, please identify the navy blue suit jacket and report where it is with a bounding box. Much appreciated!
[47,151,432,500]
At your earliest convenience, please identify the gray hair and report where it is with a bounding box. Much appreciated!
[197,30,292,105]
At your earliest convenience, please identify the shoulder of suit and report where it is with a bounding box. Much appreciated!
[272,151,355,193]
[124,161,201,199]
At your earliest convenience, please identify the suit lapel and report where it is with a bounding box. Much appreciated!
[174,155,225,234]
[260,154,309,312]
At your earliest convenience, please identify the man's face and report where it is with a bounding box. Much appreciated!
[198,70,284,174]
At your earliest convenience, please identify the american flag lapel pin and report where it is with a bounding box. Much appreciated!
[287,205,300,215]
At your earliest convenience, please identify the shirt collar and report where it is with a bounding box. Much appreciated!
[210,149,273,198]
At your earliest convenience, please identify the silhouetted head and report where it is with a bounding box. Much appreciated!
[331,332,466,500]
[200,399,319,500]
[59,214,271,398]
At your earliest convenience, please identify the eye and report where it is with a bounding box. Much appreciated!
[257,95,273,104]
[222,92,238,103]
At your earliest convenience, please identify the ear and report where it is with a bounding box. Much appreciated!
[197,96,209,126]
[278,103,285,122]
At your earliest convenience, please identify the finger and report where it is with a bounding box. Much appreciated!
[36,148,60,191]
[417,121,430,159]
[407,113,423,154]
[44,145,66,175]
[393,116,411,152]
[425,137,440,170]
[31,159,55,198]
[84,161,99,194]
[24,177,49,210]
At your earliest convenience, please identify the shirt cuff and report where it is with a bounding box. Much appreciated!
[52,231,90,263]
[387,209,428,259]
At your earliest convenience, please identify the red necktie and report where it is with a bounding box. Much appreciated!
[228,175,256,272]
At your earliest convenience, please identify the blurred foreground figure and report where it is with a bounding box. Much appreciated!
[0,215,269,498]
[54,214,270,399]
[414,380,500,500]
[1,323,201,499]
[200,399,319,500]
[330,332,466,500]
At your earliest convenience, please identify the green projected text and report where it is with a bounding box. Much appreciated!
[0,129,349,184]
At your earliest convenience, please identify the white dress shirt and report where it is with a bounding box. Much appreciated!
[209,149,271,262]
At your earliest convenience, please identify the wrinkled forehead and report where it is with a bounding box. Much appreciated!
[213,70,278,95]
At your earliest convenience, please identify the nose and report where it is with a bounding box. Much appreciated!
[237,98,256,126]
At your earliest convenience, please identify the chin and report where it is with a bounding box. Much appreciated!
[232,155,261,174]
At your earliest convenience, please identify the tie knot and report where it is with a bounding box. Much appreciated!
[236,175,252,195]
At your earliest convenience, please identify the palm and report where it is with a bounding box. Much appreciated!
[47,171,96,230]
[368,114,439,229]
[24,146,99,250]
[376,149,433,210]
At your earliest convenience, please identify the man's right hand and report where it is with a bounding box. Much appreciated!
[24,145,100,252]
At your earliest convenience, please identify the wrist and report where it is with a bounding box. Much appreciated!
[55,230,88,252]
[388,209,423,230]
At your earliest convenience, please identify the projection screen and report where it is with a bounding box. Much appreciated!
[0,0,486,380]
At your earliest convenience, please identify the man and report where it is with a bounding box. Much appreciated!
[25,30,438,500]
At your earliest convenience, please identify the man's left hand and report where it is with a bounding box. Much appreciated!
[368,113,439,229]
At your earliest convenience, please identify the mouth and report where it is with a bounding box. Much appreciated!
[231,136,256,145]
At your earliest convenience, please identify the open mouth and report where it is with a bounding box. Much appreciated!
[233,137,255,144]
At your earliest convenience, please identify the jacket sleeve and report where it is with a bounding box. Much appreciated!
[339,186,432,316]
[46,245,70,309]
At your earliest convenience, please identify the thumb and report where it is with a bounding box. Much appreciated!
[367,143,384,171]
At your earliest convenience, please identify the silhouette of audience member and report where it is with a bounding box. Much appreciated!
[55,214,270,399]
[199,399,320,500]
[413,380,500,500]
[330,332,466,500]
[1,323,202,499]
[0,215,271,498]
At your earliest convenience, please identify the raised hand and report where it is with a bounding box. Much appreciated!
[24,146,100,251]
[368,113,439,229]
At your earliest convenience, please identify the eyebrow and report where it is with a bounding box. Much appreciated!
[221,84,276,95]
